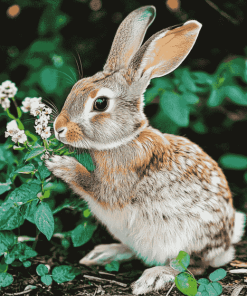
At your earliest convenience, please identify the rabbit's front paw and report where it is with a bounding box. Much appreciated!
[45,155,78,182]
[131,266,178,295]
[79,243,135,266]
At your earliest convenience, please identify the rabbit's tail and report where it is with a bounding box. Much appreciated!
[231,211,246,244]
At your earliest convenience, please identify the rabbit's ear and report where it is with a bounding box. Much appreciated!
[103,6,156,74]
[127,20,202,82]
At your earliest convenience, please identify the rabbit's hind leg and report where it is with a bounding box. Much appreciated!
[131,266,180,295]
[79,243,135,266]
[208,245,235,268]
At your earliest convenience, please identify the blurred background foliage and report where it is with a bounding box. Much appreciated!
[1,0,247,246]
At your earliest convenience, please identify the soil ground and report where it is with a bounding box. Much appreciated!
[2,226,247,296]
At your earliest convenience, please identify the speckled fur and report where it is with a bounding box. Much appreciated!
[46,6,246,295]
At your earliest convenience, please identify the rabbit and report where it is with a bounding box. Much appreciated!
[45,5,246,295]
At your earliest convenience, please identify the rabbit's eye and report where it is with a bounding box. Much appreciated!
[93,97,109,111]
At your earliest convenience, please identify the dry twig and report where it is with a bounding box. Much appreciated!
[83,275,127,287]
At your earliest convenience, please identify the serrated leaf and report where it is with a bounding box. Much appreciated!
[206,283,222,296]
[0,272,13,287]
[105,261,120,272]
[38,165,51,180]
[52,265,80,284]
[71,223,97,247]
[15,164,35,174]
[175,272,197,296]
[219,154,247,170]
[36,264,49,276]
[23,261,31,268]
[25,147,45,162]
[160,91,190,127]
[34,203,54,240]
[209,268,227,281]
[170,251,190,272]
[41,274,52,285]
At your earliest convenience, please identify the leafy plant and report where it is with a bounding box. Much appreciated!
[170,251,227,296]
[0,80,97,289]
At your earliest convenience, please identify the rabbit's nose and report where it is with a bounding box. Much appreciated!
[56,127,67,138]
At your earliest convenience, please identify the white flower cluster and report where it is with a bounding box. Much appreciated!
[5,120,27,144]
[21,97,52,139]
[0,80,18,110]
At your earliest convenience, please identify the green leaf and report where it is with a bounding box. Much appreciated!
[181,69,197,92]
[183,93,199,105]
[216,57,245,78]
[105,261,120,272]
[29,40,56,53]
[0,205,25,231]
[0,272,13,287]
[12,243,37,262]
[36,264,49,276]
[38,164,51,180]
[6,182,41,204]
[23,199,39,224]
[219,154,247,170]
[192,121,208,134]
[23,261,31,268]
[206,282,222,296]
[52,265,80,284]
[207,88,225,107]
[83,209,91,218]
[15,164,35,174]
[40,67,58,93]
[160,91,190,127]
[10,261,22,267]
[25,147,45,162]
[41,274,52,285]
[175,272,197,296]
[0,231,16,254]
[0,182,12,195]
[209,268,227,281]
[0,256,8,273]
[198,284,206,292]
[222,86,247,105]
[71,223,97,247]
[5,252,15,264]
[34,203,54,240]
[198,278,210,286]
[74,151,95,172]
[192,72,213,85]
[170,251,190,272]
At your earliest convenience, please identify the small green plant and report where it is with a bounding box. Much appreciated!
[169,251,227,296]
[0,80,97,289]
[36,263,80,286]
